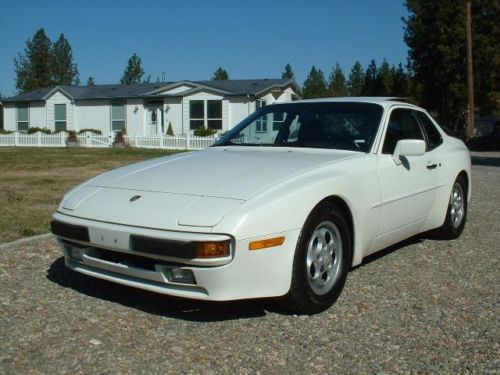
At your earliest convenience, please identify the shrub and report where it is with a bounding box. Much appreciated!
[67,130,78,142]
[78,128,103,135]
[166,122,174,136]
[193,126,217,137]
[0,129,14,134]
[114,131,125,143]
[27,127,51,134]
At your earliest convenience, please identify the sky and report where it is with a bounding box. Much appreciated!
[0,0,410,97]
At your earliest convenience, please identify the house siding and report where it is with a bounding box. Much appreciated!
[164,97,183,135]
[76,100,110,133]
[126,99,144,136]
[30,102,46,129]
[4,104,16,131]
[46,91,74,131]
[228,96,251,127]
[159,85,194,95]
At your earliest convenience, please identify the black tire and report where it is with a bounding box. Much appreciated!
[435,175,468,239]
[280,201,351,314]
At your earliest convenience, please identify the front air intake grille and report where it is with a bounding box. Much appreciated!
[51,220,90,242]
[130,235,197,259]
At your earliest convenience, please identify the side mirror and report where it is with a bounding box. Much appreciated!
[392,139,426,165]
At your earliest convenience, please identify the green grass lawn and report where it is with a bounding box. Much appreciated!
[0,147,181,243]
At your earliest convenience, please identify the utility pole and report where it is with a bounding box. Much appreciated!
[466,0,475,141]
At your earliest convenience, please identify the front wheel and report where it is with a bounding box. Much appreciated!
[281,202,351,314]
[435,175,468,239]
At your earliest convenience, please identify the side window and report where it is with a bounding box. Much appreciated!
[416,112,443,150]
[382,109,424,154]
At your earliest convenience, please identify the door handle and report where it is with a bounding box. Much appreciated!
[426,163,438,170]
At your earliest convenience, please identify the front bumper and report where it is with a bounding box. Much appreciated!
[53,212,299,301]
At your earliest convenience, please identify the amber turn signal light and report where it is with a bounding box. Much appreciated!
[249,236,285,251]
[195,241,230,258]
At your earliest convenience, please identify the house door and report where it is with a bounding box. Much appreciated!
[146,106,162,135]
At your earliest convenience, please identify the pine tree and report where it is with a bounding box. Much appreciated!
[302,66,329,99]
[120,53,145,84]
[362,60,378,96]
[281,63,295,79]
[87,77,96,86]
[328,63,348,97]
[51,34,80,86]
[212,67,229,80]
[348,61,364,96]
[470,0,499,115]
[404,1,467,123]
[374,59,393,96]
[392,63,408,97]
[14,28,53,92]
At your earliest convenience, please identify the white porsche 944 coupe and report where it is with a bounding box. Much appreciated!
[52,98,471,313]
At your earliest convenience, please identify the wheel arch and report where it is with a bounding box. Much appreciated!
[317,195,356,267]
[457,170,471,201]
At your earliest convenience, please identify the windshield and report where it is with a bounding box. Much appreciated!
[214,102,384,152]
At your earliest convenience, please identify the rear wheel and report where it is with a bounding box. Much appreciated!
[281,202,351,314]
[435,175,467,239]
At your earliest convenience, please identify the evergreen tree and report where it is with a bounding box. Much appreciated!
[302,66,329,99]
[120,53,145,84]
[212,67,229,80]
[362,60,378,96]
[87,76,96,86]
[348,61,364,96]
[51,34,80,86]
[404,0,467,123]
[374,59,393,96]
[470,0,499,115]
[281,63,295,79]
[392,63,409,97]
[328,63,347,97]
[14,28,53,92]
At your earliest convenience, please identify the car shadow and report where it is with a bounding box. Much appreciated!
[354,236,423,269]
[471,155,500,167]
[46,257,293,321]
[47,236,428,320]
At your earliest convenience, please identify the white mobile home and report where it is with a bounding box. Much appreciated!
[2,79,299,136]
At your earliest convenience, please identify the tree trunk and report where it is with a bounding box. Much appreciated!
[466,0,475,141]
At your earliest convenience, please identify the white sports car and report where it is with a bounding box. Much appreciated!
[52,98,471,313]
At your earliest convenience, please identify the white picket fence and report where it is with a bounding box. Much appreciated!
[0,131,218,150]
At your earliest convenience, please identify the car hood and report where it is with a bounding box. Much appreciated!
[86,147,359,200]
[59,147,360,229]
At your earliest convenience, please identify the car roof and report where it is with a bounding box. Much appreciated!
[286,97,421,109]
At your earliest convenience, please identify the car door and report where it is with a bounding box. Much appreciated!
[375,107,440,237]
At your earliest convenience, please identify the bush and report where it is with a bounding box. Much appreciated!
[67,130,78,142]
[27,127,51,134]
[78,128,103,135]
[193,126,217,137]
[0,129,14,134]
[166,122,174,136]
[114,131,125,143]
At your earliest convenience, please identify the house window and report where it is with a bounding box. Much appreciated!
[17,105,29,132]
[207,100,222,130]
[273,112,286,131]
[189,100,223,130]
[255,100,267,132]
[111,102,126,132]
[54,104,67,132]
[190,100,204,130]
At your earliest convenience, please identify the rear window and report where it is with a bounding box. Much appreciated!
[416,112,443,150]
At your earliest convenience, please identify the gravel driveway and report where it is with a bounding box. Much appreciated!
[1,153,499,374]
